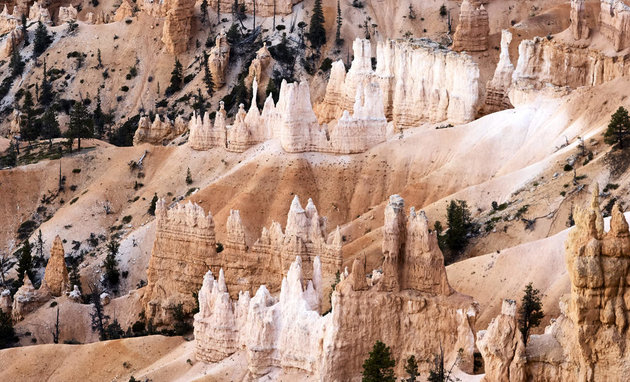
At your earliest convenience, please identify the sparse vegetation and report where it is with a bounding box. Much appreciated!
[518,282,544,346]
[362,340,396,382]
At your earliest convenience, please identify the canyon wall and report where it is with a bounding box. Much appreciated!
[133,114,187,145]
[600,0,630,51]
[452,0,490,52]
[206,0,301,17]
[484,30,515,113]
[318,38,480,129]
[194,195,478,380]
[161,0,196,54]
[570,0,590,40]
[143,196,341,325]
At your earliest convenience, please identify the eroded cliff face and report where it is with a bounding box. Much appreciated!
[600,0,630,51]
[12,276,51,321]
[142,200,217,325]
[317,38,480,129]
[207,0,301,17]
[479,186,630,381]
[452,0,490,52]
[484,30,514,113]
[161,0,195,54]
[208,32,231,88]
[570,0,590,40]
[44,236,69,297]
[133,114,187,145]
[194,195,477,380]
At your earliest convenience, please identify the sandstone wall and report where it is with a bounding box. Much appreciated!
[570,0,590,40]
[484,30,514,113]
[452,0,490,52]
[194,195,478,380]
[600,0,630,51]
[208,32,230,88]
[317,38,480,129]
[206,0,302,17]
[133,114,187,146]
[161,0,195,54]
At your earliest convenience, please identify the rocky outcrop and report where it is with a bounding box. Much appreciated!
[194,195,477,379]
[207,0,301,17]
[133,114,187,145]
[28,1,51,24]
[570,0,590,40]
[113,0,134,22]
[162,0,195,54]
[57,4,77,23]
[600,0,630,51]
[189,103,227,150]
[0,6,21,35]
[484,30,514,113]
[44,236,69,297]
[452,0,490,52]
[0,289,12,315]
[1,27,23,58]
[208,32,230,88]
[12,276,51,321]
[85,11,110,24]
[142,200,217,325]
[190,78,386,154]
[477,299,526,382]
[245,43,274,100]
[510,37,630,105]
[317,38,480,129]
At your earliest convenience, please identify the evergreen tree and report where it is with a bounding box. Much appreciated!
[34,230,45,263]
[335,0,343,45]
[186,167,193,185]
[148,193,158,216]
[21,14,29,46]
[9,46,24,78]
[308,0,326,49]
[93,90,105,138]
[404,355,419,382]
[444,200,472,256]
[168,57,183,94]
[0,309,17,349]
[193,88,206,117]
[40,58,54,106]
[103,239,120,288]
[362,340,396,382]
[105,319,123,340]
[67,101,94,151]
[200,0,208,24]
[16,240,34,287]
[69,262,82,295]
[96,48,103,69]
[604,106,630,149]
[33,21,52,57]
[89,286,109,340]
[203,51,215,96]
[40,107,61,144]
[1,141,17,167]
[20,91,38,142]
[518,282,544,345]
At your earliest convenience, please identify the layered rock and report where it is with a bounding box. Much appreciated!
[452,0,490,52]
[600,0,630,51]
[133,114,187,145]
[28,1,51,24]
[194,195,477,379]
[189,102,227,150]
[44,236,69,297]
[318,38,480,129]
[142,200,217,325]
[476,299,526,382]
[510,36,630,104]
[0,5,20,35]
[114,0,134,22]
[57,4,77,23]
[0,289,11,315]
[207,0,301,17]
[12,276,51,321]
[208,32,231,88]
[570,0,590,40]
[245,43,274,100]
[162,0,195,54]
[484,30,514,113]
[190,78,386,154]
[1,27,23,58]
[85,10,110,24]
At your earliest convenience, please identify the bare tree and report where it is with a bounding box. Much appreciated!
[51,306,60,344]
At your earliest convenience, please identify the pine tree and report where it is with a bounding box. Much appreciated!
[518,282,544,345]
[89,286,109,340]
[40,58,54,106]
[203,51,215,96]
[186,167,193,185]
[21,14,29,46]
[404,355,419,382]
[93,90,105,138]
[308,0,326,49]
[16,240,34,288]
[0,309,17,349]
[9,46,24,78]
[362,340,396,382]
[444,200,472,256]
[34,230,44,263]
[69,262,82,295]
[20,91,39,142]
[194,88,206,117]
[40,107,61,144]
[200,0,208,24]
[96,48,103,69]
[335,0,343,45]
[33,21,52,57]
[67,101,94,151]
[168,57,183,94]
[604,106,630,149]
[103,239,120,288]
[148,193,158,216]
